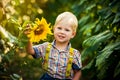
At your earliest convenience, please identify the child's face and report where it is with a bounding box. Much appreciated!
[53,21,76,44]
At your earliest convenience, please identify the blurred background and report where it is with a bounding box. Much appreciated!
[0,0,120,80]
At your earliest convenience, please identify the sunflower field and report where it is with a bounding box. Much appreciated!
[0,0,120,80]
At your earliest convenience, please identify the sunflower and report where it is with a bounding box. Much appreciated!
[27,17,52,43]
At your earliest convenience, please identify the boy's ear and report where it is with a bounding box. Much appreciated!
[71,32,76,38]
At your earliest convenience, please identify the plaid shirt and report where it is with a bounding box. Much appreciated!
[33,40,82,79]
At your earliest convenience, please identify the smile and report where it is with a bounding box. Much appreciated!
[58,35,65,39]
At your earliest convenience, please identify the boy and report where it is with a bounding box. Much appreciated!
[25,12,82,80]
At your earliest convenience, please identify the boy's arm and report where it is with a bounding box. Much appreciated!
[26,40,35,55]
[73,70,82,80]
[72,49,82,80]
[24,24,35,55]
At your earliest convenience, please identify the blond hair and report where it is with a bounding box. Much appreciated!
[54,12,78,32]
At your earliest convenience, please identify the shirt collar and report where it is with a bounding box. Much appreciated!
[51,40,71,52]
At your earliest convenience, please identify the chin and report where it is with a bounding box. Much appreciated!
[58,40,68,43]
[56,39,64,42]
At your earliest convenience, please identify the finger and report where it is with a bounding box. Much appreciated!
[24,28,32,31]
[26,24,31,28]
[24,30,31,35]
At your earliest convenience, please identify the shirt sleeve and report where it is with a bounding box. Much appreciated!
[72,49,82,70]
[32,42,48,58]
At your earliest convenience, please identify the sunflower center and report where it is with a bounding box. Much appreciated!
[34,24,44,35]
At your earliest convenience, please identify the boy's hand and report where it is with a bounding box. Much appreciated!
[24,24,32,39]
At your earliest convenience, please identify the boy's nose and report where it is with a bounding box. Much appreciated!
[60,30,65,33]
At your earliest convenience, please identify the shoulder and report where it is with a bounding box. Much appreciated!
[72,48,80,54]
[40,42,50,46]
[43,42,50,46]
[72,48,82,68]
[72,48,81,57]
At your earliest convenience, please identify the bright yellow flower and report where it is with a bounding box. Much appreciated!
[28,17,52,42]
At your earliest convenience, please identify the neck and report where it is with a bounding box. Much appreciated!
[55,41,69,51]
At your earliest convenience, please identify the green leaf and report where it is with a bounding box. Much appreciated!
[83,30,113,47]
[72,0,87,15]
[112,12,120,24]
[10,73,21,80]
[94,23,102,33]
[98,7,112,20]
[96,42,120,69]
[21,20,32,28]
[78,15,91,27]
[85,3,96,12]
[13,73,21,79]
[109,0,120,13]
[114,61,120,77]
[79,21,98,37]
[82,30,113,62]
[104,15,115,25]
[81,45,98,62]
[82,59,94,70]
[5,18,21,37]
[17,33,28,47]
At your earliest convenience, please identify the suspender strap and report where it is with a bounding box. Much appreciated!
[66,47,74,77]
[42,43,52,71]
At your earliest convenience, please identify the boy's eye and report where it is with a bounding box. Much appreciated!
[65,29,70,31]
[57,27,62,30]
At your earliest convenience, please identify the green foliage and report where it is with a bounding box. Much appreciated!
[96,42,120,68]
[83,30,113,47]
[96,41,120,80]
[82,30,113,62]
[78,0,120,79]
[5,18,20,37]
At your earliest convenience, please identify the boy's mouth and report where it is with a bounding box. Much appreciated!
[58,35,65,39]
